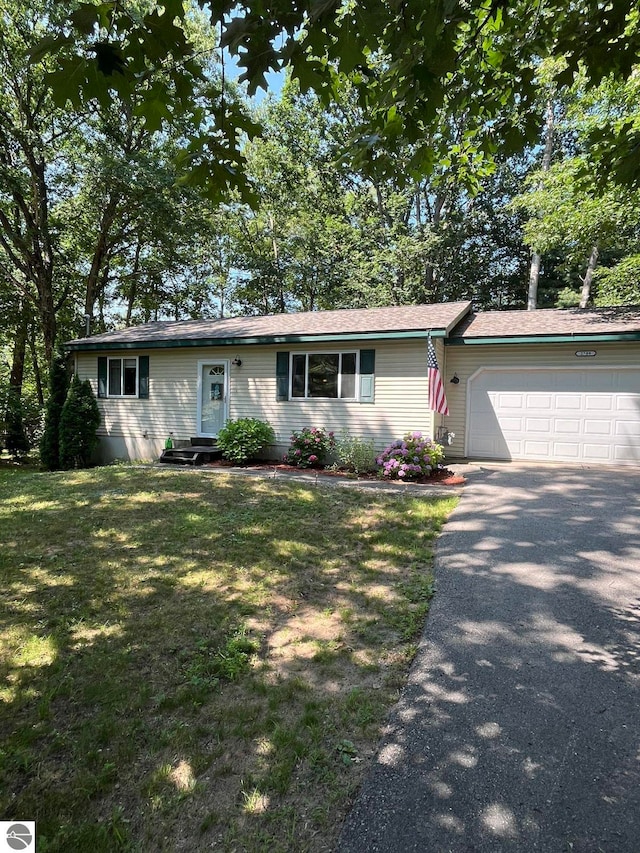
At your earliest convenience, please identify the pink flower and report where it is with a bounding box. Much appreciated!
[309,454,318,462]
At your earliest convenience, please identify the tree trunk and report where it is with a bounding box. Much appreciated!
[422,192,446,302]
[579,244,599,308]
[4,301,30,454]
[527,252,543,310]
[85,195,118,318]
[28,324,45,406]
[125,242,142,326]
[527,98,555,310]
[9,301,29,396]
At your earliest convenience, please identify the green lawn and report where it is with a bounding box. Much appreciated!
[0,465,457,852]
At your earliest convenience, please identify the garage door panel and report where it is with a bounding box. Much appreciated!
[527,394,553,408]
[497,393,524,408]
[500,417,524,431]
[616,396,638,412]
[582,444,612,461]
[467,368,640,465]
[553,442,581,458]
[556,419,581,433]
[616,419,640,437]
[585,395,613,411]
[556,395,582,410]
[523,439,551,456]
[525,417,552,432]
[615,445,640,461]
[584,420,613,436]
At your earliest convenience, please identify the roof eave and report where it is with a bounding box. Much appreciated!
[446,332,640,345]
[66,328,449,352]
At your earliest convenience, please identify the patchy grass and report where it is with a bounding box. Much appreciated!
[0,466,457,852]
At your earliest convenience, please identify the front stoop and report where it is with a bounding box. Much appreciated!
[159,437,223,466]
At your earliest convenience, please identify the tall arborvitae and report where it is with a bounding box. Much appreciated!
[4,388,29,455]
[39,349,71,470]
[59,375,101,469]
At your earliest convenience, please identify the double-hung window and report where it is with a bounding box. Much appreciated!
[108,357,138,396]
[98,355,149,398]
[276,349,374,403]
[291,352,357,399]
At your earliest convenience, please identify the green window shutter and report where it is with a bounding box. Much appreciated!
[138,356,149,399]
[98,357,107,398]
[359,349,375,403]
[276,351,290,401]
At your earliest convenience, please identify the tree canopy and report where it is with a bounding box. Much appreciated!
[2,0,640,455]
[40,1,640,194]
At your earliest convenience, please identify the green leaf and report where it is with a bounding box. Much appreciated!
[28,34,73,64]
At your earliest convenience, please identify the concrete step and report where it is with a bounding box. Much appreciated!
[159,446,223,465]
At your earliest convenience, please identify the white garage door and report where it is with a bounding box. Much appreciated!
[467,368,640,464]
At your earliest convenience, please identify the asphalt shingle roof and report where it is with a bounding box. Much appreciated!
[66,302,473,348]
[451,306,640,339]
[66,303,640,350]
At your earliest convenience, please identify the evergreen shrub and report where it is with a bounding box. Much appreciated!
[59,375,101,469]
[40,349,70,470]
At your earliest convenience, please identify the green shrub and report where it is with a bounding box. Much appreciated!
[59,375,101,469]
[376,432,445,480]
[40,348,71,470]
[217,417,275,464]
[3,387,30,455]
[283,426,336,468]
[334,432,377,474]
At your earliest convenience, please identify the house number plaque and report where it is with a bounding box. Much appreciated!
[575,350,596,357]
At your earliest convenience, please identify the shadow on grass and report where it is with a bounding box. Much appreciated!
[0,466,456,852]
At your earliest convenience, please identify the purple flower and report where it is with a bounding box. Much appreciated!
[309,454,318,462]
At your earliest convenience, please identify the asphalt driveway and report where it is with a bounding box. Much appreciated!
[336,463,640,852]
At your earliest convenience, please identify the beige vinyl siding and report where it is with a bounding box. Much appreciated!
[77,337,440,462]
[443,341,640,459]
[77,348,203,461]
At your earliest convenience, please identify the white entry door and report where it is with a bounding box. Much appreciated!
[467,367,640,464]
[198,362,228,437]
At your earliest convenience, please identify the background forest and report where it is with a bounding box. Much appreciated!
[1,0,640,452]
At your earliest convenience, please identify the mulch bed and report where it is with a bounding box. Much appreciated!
[204,459,466,486]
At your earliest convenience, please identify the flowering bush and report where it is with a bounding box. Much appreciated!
[283,426,336,468]
[376,432,445,480]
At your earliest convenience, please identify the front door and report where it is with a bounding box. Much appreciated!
[198,362,228,436]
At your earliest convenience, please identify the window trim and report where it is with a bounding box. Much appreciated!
[106,355,139,398]
[289,350,359,401]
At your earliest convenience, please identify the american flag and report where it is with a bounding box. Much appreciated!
[427,336,449,415]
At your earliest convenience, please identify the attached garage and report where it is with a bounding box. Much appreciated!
[444,307,640,467]
[466,367,640,464]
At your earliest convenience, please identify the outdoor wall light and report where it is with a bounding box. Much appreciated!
[450,373,460,384]
[232,357,242,367]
